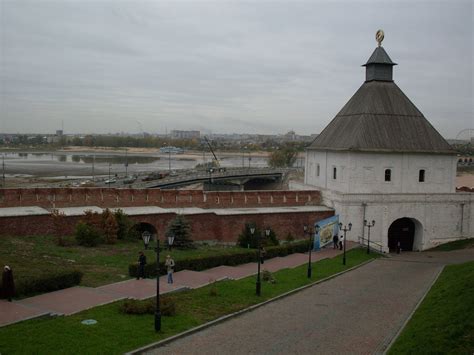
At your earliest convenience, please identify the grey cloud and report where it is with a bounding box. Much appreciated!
[0,0,472,137]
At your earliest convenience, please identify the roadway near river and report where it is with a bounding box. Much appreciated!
[1,150,307,187]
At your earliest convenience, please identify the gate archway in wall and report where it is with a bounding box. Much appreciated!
[388,217,422,252]
[131,222,158,243]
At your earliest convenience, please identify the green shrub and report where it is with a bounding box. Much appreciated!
[285,233,295,243]
[119,297,176,316]
[128,241,308,278]
[75,222,102,247]
[9,271,83,298]
[262,270,276,283]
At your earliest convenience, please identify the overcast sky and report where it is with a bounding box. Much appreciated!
[0,0,472,138]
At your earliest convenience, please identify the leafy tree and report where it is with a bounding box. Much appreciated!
[268,145,298,168]
[102,208,118,244]
[75,222,102,247]
[50,209,66,246]
[114,209,134,240]
[165,215,195,249]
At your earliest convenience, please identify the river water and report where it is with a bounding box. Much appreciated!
[0,151,289,178]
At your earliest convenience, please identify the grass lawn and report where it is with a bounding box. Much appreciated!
[429,238,474,252]
[0,248,378,354]
[389,260,474,354]
[0,235,250,287]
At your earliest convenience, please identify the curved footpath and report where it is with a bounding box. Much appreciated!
[0,243,356,327]
[145,249,474,355]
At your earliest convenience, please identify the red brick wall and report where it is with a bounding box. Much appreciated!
[0,188,321,209]
[0,210,334,243]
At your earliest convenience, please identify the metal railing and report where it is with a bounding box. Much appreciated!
[358,236,386,254]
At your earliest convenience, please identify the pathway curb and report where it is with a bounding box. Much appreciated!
[126,256,377,355]
[381,265,444,354]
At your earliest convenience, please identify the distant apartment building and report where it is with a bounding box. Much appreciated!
[170,130,200,140]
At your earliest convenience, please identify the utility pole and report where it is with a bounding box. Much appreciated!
[92,154,95,182]
[125,148,129,177]
[2,154,5,187]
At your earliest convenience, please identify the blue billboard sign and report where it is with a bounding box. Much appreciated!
[313,215,339,250]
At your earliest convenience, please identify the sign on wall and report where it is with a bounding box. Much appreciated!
[314,215,339,250]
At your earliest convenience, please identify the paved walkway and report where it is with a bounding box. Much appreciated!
[0,243,355,328]
[147,249,474,355]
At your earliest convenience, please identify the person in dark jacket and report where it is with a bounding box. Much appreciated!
[137,252,147,280]
[2,265,15,302]
[333,234,339,249]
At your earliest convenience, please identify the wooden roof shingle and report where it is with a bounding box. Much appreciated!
[308,60,454,154]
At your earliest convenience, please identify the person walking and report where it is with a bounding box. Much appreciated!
[165,255,175,284]
[137,251,147,280]
[333,234,339,249]
[1,265,15,302]
[339,235,344,251]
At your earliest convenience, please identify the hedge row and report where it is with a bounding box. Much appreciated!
[1,270,83,298]
[128,241,310,278]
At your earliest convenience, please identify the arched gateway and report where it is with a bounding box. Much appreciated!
[131,222,157,242]
[388,218,422,252]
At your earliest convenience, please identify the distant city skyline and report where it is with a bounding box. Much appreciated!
[1,1,472,138]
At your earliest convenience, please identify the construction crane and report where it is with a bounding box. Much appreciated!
[203,136,226,172]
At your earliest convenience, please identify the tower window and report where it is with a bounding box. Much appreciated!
[419,169,425,182]
[316,164,320,177]
[333,167,337,180]
[384,169,392,182]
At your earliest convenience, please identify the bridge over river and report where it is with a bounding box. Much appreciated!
[125,167,291,190]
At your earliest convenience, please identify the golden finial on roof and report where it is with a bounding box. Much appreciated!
[376,29,384,47]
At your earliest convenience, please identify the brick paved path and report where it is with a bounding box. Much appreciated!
[147,249,474,355]
[0,243,356,328]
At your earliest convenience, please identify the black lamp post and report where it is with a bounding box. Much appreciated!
[338,222,352,265]
[251,226,261,296]
[141,232,161,332]
[304,224,319,279]
[264,228,270,264]
[208,168,214,185]
[167,234,175,251]
[364,219,375,254]
[142,231,151,250]
[108,163,112,188]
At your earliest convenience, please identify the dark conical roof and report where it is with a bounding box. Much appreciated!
[308,47,454,154]
[363,46,397,66]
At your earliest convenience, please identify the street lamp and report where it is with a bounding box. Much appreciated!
[125,148,129,177]
[250,226,262,296]
[140,231,161,331]
[208,168,214,184]
[264,228,270,264]
[108,163,112,188]
[163,143,171,172]
[338,222,352,265]
[304,224,319,278]
[167,234,175,251]
[142,231,152,250]
[364,219,375,254]
[2,154,5,187]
